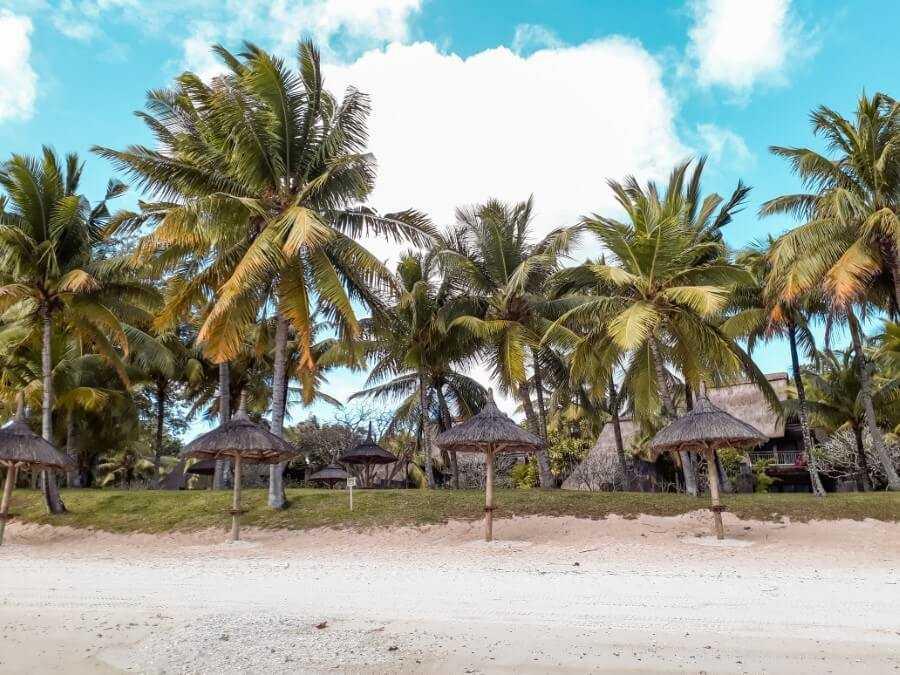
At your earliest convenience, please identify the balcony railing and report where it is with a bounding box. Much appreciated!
[749,449,804,466]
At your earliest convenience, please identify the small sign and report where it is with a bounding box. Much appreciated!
[347,477,357,488]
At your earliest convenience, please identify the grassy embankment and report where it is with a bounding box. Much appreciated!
[8,488,900,534]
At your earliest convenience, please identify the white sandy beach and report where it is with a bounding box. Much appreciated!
[1,512,898,674]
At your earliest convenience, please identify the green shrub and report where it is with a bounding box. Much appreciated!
[510,459,539,489]
[752,458,778,493]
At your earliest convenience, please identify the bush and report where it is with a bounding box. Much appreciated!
[510,459,539,489]
[752,458,777,493]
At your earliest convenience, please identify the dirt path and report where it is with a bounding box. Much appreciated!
[1,513,898,673]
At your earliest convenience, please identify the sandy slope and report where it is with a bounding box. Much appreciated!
[1,512,898,674]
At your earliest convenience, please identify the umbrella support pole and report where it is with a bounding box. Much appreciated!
[485,448,494,542]
[0,463,18,546]
[231,456,242,542]
[704,448,725,540]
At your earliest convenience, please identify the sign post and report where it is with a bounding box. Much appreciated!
[347,476,357,511]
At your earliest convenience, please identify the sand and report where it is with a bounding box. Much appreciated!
[1,511,898,674]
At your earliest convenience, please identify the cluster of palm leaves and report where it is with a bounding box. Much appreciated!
[1,38,898,510]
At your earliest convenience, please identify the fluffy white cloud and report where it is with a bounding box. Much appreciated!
[327,39,689,261]
[0,10,38,122]
[687,0,810,94]
[695,123,753,169]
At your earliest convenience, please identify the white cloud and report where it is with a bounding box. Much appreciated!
[695,123,753,169]
[327,39,688,259]
[0,10,38,122]
[511,23,564,54]
[687,0,812,94]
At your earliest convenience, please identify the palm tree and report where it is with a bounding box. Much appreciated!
[546,162,776,496]
[724,239,827,496]
[761,93,900,311]
[0,148,153,512]
[798,349,887,490]
[96,41,434,507]
[352,252,485,488]
[440,197,576,488]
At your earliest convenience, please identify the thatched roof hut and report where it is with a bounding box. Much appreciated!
[0,409,75,546]
[564,373,788,491]
[435,391,543,541]
[185,458,217,476]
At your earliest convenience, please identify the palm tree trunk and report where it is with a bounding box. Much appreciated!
[435,386,459,489]
[212,362,231,490]
[847,311,900,490]
[419,372,436,489]
[40,305,65,514]
[787,322,826,496]
[65,409,80,488]
[268,314,289,509]
[154,378,166,472]
[517,383,554,488]
[649,340,697,496]
[531,348,549,440]
[852,425,871,491]
[608,379,629,490]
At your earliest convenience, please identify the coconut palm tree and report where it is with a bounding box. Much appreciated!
[545,162,776,496]
[724,239,827,496]
[439,197,577,488]
[96,41,435,507]
[761,93,900,311]
[352,252,485,488]
[0,148,155,511]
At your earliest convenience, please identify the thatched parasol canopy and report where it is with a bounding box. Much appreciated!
[308,462,349,487]
[0,407,75,546]
[434,395,543,455]
[649,395,767,457]
[339,423,396,465]
[180,401,299,541]
[650,391,767,540]
[435,390,543,541]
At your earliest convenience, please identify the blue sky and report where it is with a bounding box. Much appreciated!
[1,0,897,435]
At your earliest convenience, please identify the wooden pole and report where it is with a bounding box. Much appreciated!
[0,463,18,546]
[484,447,494,542]
[705,446,725,540]
[231,455,242,542]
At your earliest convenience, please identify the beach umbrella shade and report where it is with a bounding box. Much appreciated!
[435,390,544,541]
[308,462,349,488]
[339,423,397,488]
[0,402,75,546]
[650,389,767,540]
[180,397,298,541]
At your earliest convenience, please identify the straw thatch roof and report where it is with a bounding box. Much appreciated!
[562,373,789,490]
[308,463,349,485]
[185,458,217,475]
[649,394,768,456]
[180,409,297,464]
[435,393,543,454]
[339,423,396,465]
[0,416,74,470]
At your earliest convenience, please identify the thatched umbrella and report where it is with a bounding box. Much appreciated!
[650,389,766,539]
[308,462,349,488]
[0,401,75,546]
[339,423,396,488]
[180,397,297,541]
[435,390,543,541]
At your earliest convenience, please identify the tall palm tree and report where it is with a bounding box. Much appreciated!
[0,148,153,512]
[761,93,900,312]
[440,197,576,488]
[724,239,827,496]
[96,41,434,507]
[353,252,484,488]
[546,162,776,496]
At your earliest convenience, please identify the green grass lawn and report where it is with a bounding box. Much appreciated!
[7,488,900,534]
